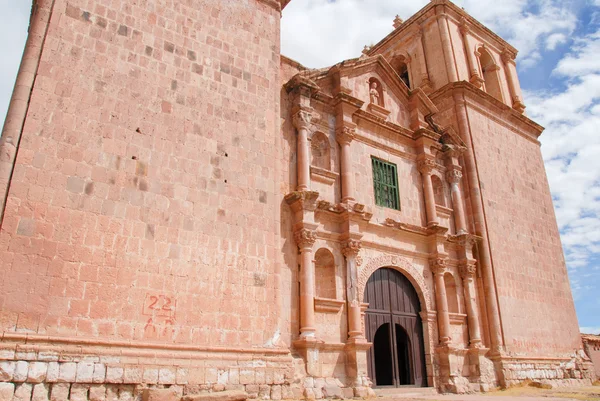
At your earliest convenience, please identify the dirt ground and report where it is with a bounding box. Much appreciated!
[377,383,600,401]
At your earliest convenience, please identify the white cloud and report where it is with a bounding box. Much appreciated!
[581,326,600,334]
[546,33,568,50]
[281,0,577,68]
[524,26,600,272]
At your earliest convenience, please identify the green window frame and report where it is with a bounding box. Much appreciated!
[371,157,401,210]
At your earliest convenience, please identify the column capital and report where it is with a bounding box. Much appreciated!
[501,48,517,65]
[294,228,317,249]
[458,18,470,35]
[459,260,477,279]
[342,239,362,257]
[446,168,463,184]
[336,126,356,145]
[429,257,448,275]
[293,108,313,131]
[417,157,437,174]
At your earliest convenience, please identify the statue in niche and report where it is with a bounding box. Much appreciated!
[369,81,380,105]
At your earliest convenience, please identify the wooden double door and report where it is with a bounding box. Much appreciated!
[364,268,427,387]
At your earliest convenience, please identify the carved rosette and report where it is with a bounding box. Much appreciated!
[336,126,356,145]
[429,257,447,276]
[294,229,317,249]
[459,260,477,279]
[292,109,312,131]
[446,169,463,185]
[342,240,362,258]
[417,158,436,174]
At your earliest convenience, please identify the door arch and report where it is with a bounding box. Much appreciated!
[364,268,427,387]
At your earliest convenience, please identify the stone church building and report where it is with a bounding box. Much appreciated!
[0,0,595,399]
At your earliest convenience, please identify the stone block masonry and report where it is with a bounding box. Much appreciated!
[0,0,593,397]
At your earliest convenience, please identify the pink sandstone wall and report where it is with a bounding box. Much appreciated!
[0,0,286,348]
[585,340,600,379]
[465,102,582,356]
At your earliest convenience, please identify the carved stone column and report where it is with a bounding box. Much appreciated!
[415,26,432,90]
[459,260,482,348]
[459,21,484,88]
[446,168,468,235]
[418,157,439,227]
[431,258,451,345]
[337,127,356,203]
[293,108,313,191]
[501,50,526,113]
[295,228,317,337]
[342,239,364,340]
[436,8,458,83]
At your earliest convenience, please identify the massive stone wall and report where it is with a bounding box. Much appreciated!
[0,0,294,397]
[465,100,582,356]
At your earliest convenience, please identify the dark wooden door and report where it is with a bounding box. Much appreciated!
[364,268,427,387]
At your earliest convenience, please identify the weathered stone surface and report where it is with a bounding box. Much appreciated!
[322,385,343,399]
[14,383,33,401]
[89,384,107,401]
[142,388,179,401]
[0,0,590,396]
[0,382,15,400]
[31,383,50,401]
[50,383,70,401]
[0,361,15,381]
[181,390,248,401]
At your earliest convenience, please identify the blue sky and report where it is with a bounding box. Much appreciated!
[0,0,598,333]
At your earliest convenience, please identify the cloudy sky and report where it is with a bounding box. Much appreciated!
[0,0,598,334]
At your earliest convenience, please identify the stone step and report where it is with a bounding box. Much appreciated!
[374,387,438,398]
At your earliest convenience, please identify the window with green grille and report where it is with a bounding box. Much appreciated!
[371,157,401,210]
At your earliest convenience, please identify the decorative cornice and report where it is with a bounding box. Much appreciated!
[256,0,282,12]
[284,191,319,212]
[429,82,544,142]
[294,229,317,249]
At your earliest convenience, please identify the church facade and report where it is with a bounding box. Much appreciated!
[0,0,594,399]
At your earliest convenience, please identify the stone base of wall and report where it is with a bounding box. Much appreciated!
[0,338,374,401]
[499,352,596,389]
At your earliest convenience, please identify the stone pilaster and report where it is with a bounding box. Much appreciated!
[430,257,451,345]
[459,259,482,348]
[418,157,439,227]
[415,25,433,91]
[436,7,458,83]
[501,50,526,113]
[459,20,484,88]
[337,127,356,203]
[446,168,468,235]
[292,108,313,191]
[294,228,317,338]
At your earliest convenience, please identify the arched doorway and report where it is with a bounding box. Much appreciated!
[364,268,427,387]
